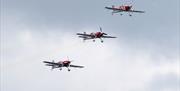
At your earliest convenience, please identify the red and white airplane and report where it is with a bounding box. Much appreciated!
[105,5,145,16]
[77,27,116,43]
[43,58,84,71]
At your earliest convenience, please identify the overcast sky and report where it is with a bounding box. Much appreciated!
[1,0,180,91]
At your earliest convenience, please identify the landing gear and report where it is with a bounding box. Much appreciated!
[67,67,71,71]
[59,68,62,70]
[120,13,123,16]
[112,12,114,15]
[93,40,95,42]
[51,66,55,70]
[68,69,71,71]
[83,38,86,42]
[100,38,103,43]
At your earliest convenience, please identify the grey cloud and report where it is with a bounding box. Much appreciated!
[147,73,180,91]
[1,0,180,91]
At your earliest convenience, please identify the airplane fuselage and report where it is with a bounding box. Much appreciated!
[90,32,104,38]
[119,6,132,11]
[106,5,132,11]
[58,61,71,67]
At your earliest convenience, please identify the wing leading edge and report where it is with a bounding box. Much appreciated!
[76,33,91,36]
[43,61,62,66]
[101,36,117,38]
[70,65,84,68]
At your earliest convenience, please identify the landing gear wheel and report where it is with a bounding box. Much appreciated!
[112,12,114,15]
[93,40,95,42]
[129,14,132,16]
[120,14,123,16]
[83,39,86,42]
[68,69,70,71]
[101,40,104,43]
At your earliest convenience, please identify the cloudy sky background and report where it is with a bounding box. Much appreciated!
[1,0,180,91]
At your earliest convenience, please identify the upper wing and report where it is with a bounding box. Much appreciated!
[77,33,91,36]
[129,10,145,13]
[70,65,84,68]
[101,36,117,38]
[105,7,123,11]
[43,61,62,66]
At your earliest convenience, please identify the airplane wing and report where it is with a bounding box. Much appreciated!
[76,33,91,36]
[70,65,84,68]
[43,61,62,66]
[112,10,123,14]
[105,7,114,10]
[105,7,123,11]
[101,36,117,38]
[129,10,145,13]
[78,36,93,39]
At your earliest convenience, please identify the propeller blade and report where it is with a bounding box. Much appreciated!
[67,56,69,61]
[100,27,102,32]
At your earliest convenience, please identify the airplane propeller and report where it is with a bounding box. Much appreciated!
[100,27,102,32]
[99,27,107,35]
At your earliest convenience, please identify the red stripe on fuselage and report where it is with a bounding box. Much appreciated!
[115,6,131,11]
[95,32,103,38]
[58,61,71,65]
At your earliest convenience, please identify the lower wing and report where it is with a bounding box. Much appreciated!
[70,65,84,68]
[43,61,62,66]
[129,10,145,13]
[78,36,94,40]
[112,10,122,14]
